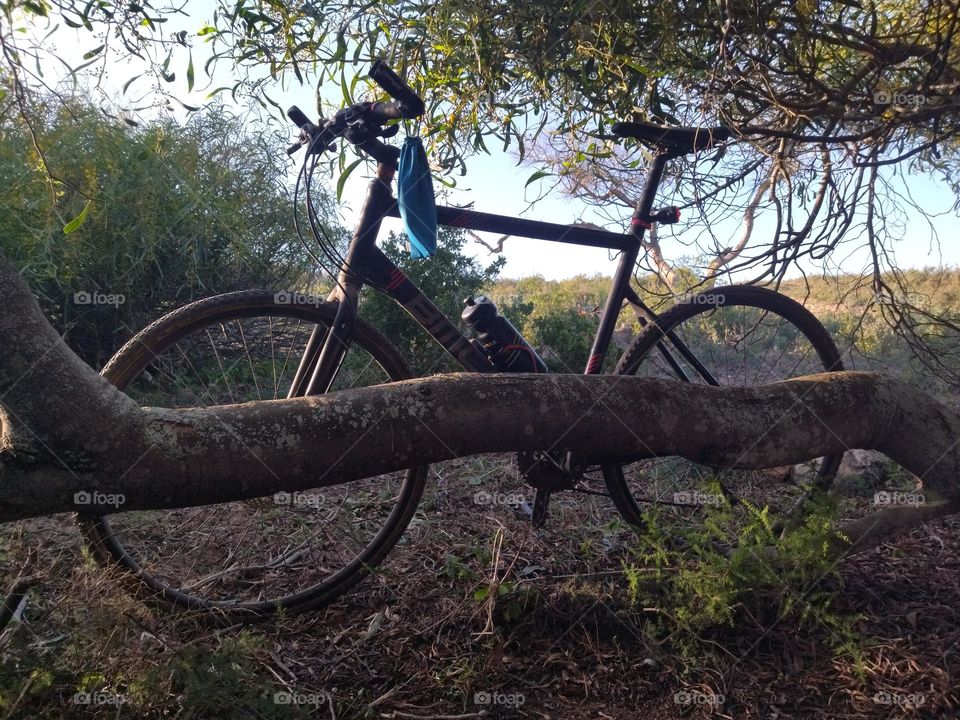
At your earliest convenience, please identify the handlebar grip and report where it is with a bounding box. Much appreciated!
[287,105,312,128]
[368,60,425,117]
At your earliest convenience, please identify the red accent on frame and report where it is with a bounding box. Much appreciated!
[502,344,543,372]
[386,269,406,291]
[586,353,603,373]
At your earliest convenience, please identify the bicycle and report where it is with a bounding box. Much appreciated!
[78,62,844,622]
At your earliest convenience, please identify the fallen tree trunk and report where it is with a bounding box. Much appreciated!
[1,251,959,557]
[1,367,957,517]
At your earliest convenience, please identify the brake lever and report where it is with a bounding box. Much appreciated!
[286,124,316,156]
[287,119,338,157]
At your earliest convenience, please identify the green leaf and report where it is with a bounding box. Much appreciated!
[82,45,104,60]
[336,158,362,201]
[433,173,456,189]
[340,68,350,104]
[122,74,142,94]
[524,170,552,188]
[291,53,303,84]
[186,50,195,92]
[63,200,92,234]
[22,1,48,17]
[332,33,347,62]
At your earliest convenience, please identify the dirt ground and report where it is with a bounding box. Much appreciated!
[1,455,958,719]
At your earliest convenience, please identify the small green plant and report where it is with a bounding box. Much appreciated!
[123,631,300,718]
[441,553,476,581]
[622,488,864,666]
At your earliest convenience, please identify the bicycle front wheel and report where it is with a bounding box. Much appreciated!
[602,285,844,527]
[78,290,427,621]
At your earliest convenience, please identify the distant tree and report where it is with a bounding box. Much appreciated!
[491,279,601,372]
[0,95,338,365]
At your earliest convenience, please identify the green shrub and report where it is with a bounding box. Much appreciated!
[0,94,334,366]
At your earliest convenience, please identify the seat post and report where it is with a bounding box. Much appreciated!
[628,151,670,240]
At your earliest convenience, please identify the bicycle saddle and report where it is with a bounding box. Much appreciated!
[612,121,731,156]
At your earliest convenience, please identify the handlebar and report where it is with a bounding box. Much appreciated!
[286,60,424,158]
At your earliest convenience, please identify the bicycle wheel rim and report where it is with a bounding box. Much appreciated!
[79,290,427,619]
[603,286,844,527]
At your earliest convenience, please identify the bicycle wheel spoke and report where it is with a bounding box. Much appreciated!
[237,321,263,401]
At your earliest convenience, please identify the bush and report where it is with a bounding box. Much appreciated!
[0,95,335,366]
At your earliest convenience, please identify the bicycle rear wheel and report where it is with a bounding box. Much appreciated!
[602,285,844,528]
[78,290,427,621]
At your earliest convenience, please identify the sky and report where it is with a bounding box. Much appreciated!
[17,5,960,282]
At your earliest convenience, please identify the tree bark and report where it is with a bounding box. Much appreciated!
[2,251,960,557]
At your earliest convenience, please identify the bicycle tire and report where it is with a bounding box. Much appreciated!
[602,285,844,527]
[78,290,427,622]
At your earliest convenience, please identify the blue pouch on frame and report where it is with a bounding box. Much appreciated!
[397,136,437,258]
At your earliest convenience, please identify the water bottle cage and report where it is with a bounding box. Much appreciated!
[484,340,520,363]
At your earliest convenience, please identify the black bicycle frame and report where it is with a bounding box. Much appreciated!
[288,152,671,398]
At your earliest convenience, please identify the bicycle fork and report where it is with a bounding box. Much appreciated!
[288,164,397,399]
[286,289,360,398]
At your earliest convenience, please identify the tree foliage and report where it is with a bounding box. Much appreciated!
[3,0,960,377]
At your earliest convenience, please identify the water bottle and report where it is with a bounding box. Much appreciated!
[461,295,548,373]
